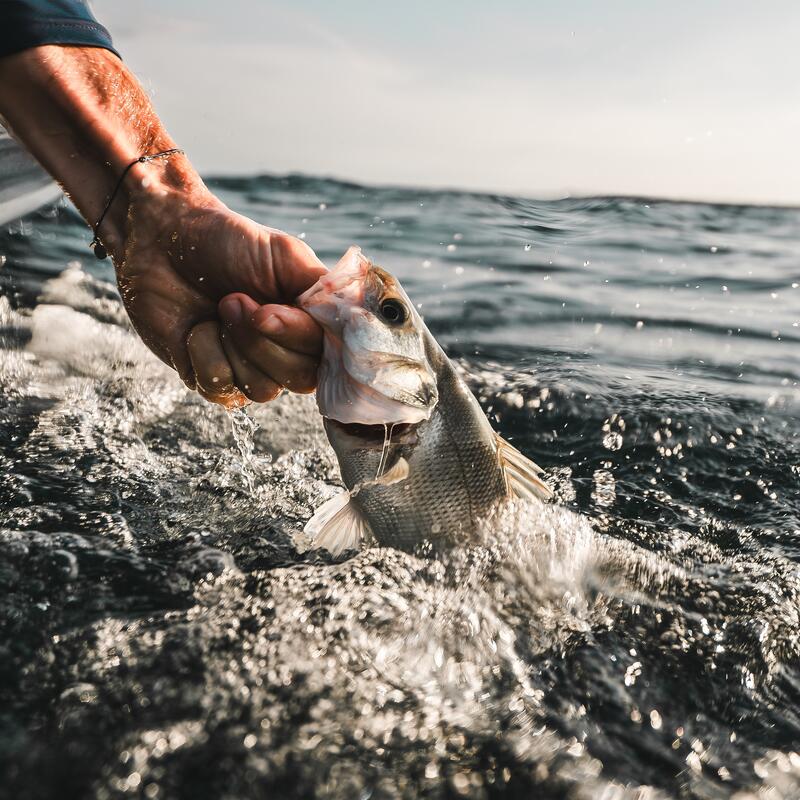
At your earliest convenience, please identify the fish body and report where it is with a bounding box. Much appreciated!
[298,247,551,555]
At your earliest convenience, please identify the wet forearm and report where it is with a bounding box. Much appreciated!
[0,45,206,259]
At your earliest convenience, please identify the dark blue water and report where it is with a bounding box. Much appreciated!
[1,175,799,799]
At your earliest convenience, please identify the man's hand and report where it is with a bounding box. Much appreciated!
[122,186,326,406]
[0,44,327,407]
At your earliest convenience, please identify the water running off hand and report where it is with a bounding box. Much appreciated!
[228,407,261,494]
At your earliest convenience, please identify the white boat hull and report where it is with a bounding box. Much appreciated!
[0,127,61,225]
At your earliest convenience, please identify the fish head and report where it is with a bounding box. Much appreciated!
[298,246,439,426]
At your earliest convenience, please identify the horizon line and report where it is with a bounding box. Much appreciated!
[204,169,800,212]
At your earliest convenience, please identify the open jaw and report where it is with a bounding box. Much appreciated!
[324,418,418,447]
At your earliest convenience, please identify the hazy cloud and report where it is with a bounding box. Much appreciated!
[93,0,800,204]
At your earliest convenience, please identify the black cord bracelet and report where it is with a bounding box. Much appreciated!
[89,148,185,260]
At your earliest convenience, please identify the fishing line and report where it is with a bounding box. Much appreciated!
[375,422,396,480]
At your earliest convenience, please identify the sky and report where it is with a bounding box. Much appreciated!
[93,0,800,205]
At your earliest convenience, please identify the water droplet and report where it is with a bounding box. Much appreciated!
[650,710,662,730]
[451,773,469,794]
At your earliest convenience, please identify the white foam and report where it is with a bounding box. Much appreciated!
[28,303,155,379]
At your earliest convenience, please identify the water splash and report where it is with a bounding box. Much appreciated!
[3,185,800,800]
[228,406,262,494]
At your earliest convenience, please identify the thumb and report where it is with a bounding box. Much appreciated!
[268,232,328,300]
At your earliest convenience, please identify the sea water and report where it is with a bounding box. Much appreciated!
[1,176,799,798]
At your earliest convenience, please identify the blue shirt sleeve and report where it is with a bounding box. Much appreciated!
[0,0,119,59]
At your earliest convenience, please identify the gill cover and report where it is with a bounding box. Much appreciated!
[299,247,438,426]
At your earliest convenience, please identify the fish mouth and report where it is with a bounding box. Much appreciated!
[325,418,418,446]
[297,246,371,331]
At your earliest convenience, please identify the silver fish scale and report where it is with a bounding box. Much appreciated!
[326,333,508,551]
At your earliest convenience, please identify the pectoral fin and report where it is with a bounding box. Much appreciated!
[496,435,553,502]
[305,491,372,556]
[373,456,409,487]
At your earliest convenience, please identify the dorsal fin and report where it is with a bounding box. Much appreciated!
[496,434,553,502]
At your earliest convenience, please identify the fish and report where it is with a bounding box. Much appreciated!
[297,246,552,556]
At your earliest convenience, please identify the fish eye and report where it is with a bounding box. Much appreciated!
[379,298,407,325]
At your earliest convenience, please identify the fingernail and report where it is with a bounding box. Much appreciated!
[260,314,285,335]
[220,296,243,325]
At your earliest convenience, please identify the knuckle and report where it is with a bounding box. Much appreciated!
[204,375,234,395]
[284,367,317,394]
[186,321,216,352]
[274,232,313,265]
[244,378,281,403]
[196,360,234,393]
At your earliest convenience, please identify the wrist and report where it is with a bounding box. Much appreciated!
[100,151,207,258]
[113,159,224,263]
[0,45,214,260]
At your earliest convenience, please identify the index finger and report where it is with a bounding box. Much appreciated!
[220,294,322,356]
[250,303,323,356]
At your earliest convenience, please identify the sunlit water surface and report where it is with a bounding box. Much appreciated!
[1,176,799,799]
